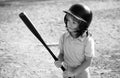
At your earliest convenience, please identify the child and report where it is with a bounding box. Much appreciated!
[54,3,95,78]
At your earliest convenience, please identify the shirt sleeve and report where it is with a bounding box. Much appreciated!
[59,34,64,53]
[85,37,95,57]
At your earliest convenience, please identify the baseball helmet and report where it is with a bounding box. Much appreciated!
[64,3,93,30]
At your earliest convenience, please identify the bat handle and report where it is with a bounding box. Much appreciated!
[61,66,65,71]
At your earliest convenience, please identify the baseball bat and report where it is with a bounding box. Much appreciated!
[19,12,65,71]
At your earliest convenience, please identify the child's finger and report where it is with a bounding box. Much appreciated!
[63,71,67,77]
[54,61,62,68]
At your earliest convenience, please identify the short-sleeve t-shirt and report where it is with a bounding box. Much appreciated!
[59,32,95,67]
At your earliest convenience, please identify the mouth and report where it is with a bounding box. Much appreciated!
[67,27,79,32]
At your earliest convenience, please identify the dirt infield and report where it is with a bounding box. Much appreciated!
[0,0,120,78]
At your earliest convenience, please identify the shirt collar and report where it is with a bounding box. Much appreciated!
[66,32,87,41]
[77,33,87,41]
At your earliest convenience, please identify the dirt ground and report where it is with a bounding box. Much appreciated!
[0,0,120,78]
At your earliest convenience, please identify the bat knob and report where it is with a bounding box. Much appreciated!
[19,12,26,17]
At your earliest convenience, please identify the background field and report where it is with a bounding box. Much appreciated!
[0,0,120,78]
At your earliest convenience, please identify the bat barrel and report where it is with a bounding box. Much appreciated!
[19,12,71,77]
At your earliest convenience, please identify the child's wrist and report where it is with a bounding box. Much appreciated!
[71,67,80,76]
[58,59,63,62]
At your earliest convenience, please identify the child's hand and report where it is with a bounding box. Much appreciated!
[63,67,77,77]
[63,70,74,77]
[54,61,62,68]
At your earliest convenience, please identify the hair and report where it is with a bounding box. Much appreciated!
[64,14,92,37]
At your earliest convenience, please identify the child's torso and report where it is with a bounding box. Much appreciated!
[63,33,88,67]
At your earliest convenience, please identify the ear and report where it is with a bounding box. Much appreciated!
[64,14,67,27]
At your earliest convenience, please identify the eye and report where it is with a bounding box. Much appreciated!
[73,21,77,24]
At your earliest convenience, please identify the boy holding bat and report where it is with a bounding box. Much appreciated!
[54,3,95,78]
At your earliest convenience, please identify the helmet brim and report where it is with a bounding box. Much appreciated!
[63,10,87,23]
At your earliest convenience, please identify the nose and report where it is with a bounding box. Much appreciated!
[67,21,73,28]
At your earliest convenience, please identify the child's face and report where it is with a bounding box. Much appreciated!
[66,14,80,33]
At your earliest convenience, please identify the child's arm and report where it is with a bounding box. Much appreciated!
[55,34,64,68]
[63,56,92,77]
[73,37,94,75]
[69,37,94,76]
[73,56,92,75]
[54,50,64,68]
[58,51,64,62]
